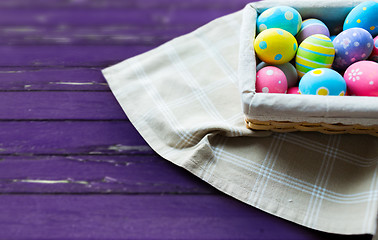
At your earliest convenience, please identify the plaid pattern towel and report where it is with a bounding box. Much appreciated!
[102,8,378,235]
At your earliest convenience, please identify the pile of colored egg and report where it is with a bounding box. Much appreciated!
[253,1,378,97]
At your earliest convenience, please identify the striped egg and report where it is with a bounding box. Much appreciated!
[295,34,335,78]
[296,19,330,45]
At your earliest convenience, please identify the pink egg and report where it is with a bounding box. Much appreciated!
[344,60,378,96]
[256,66,288,93]
[287,86,300,94]
[370,36,378,62]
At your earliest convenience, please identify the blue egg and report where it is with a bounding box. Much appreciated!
[299,68,346,96]
[344,1,378,36]
[257,6,302,36]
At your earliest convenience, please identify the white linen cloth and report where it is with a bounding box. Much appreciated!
[102,0,378,234]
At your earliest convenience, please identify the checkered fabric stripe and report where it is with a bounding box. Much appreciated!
[102,10,378,235]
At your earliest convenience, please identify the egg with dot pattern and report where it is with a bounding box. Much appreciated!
[333,28,374,71]
[344,61,378,96]
[344,1,378,36]
[299,68,346,96]
[295,34,335,78]
[257,6,302,36]
[256,62,298,88]
[254,28,298,65]
[256,66,288,93]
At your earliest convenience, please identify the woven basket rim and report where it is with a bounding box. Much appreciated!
[245,118,378,136]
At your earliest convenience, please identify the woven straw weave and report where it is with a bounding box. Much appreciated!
[246,118,378,136]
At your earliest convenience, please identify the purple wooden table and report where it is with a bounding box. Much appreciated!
[0,0,373,239]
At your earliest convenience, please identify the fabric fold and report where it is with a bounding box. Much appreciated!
[102,6,378,235]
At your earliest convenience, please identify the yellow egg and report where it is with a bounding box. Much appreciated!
[254,28,298,64]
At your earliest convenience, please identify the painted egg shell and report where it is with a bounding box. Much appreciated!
[333,28,374,71]
[295,34,335,78]
[256,66,288,93]
[299,68,346,96]
[287,86,300,94]
[343,1,378,36]
[256,62,298,88]
[296,19,330,44]
[257,6,302,36]
[370,35,378,62]
[329,35,337,42]
[254,28,298,65]
[344,60,378,96]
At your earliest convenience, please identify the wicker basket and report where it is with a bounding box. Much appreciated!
[238,0,378,136]
[245,118,378,136]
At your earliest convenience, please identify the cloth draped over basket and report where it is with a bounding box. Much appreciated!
[102,0,378,235]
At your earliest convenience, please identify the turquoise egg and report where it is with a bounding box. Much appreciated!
[299,68,346,96]
[257,6,302,36]
[343,1,378,36]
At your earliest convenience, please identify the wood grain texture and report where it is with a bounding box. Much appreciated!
[0,92,126,120]
[0,155,213,194]
[0,195,370,240]
[0,0,372,239]
[0,68,108,91]
[0,45,152,67]
[0,121,147,155]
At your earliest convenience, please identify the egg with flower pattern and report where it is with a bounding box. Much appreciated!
[333,28,374,71]
[344,61,378,96]
[295,34,335,78]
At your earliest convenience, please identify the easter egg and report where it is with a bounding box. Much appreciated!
[287,86,300,94]
[343,1,378,36]
[254,28,298,65]
[299,68,346,96]
[296,19,330,44]
[344,60,378,96]
[333,28,374,71]
[295,34,335,78]
[256,62,298,88]
[370,36,378,62]
[256,66,288,93]
[257,6,302,36]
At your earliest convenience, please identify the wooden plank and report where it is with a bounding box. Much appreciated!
[0,26,189,46]
[0,155,213,194]
[0,45,152,67]
[0,121,149,155]
[0,9,240,27]
[0,68,108,91]
[0,194,368,240]
[0,92,126,120]
[0,0,251,46]
[0,0,252,9]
